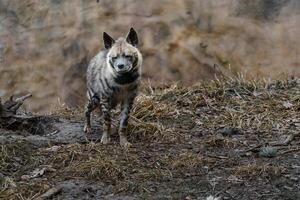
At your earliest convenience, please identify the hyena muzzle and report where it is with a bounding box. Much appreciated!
[84,28,142,147]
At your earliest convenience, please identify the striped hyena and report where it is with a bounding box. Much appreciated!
[84,28,142,147]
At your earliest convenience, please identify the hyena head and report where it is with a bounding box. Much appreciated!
[103,28,142,80]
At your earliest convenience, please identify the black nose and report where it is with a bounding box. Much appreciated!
[117,64,124,69]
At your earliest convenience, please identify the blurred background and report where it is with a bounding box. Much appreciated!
[0,0,299,112]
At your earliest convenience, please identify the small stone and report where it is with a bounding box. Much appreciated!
[21,175,31,180]
[245,152,252,157]
[219,127,241,136]
[259,146,278,158]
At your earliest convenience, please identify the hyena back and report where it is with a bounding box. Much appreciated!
[84,28,142,147]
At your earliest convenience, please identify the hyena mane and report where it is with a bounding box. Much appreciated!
[84,28,142,147]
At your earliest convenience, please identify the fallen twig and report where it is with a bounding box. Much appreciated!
[0,93,32,117]
[240,134,299,155]
[242,143,264,153]
[35,186,62,200]
[279,147,300,156]
[206,154,229,159]
[15,93,32,103]
[270,134,299,146]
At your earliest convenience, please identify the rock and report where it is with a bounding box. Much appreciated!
[259,146,278,158]
[219,127,241,136]
[21,175,31,181]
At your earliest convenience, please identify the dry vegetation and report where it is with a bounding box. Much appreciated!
[0,76,299,199]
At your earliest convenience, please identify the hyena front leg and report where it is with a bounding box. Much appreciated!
[119,93,136,147]
[84,96,99,134]
[100,98,111,144]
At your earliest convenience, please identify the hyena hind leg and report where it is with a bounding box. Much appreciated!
[84,96,99,134]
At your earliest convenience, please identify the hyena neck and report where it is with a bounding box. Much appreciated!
[113,70,140,85]
[105,57,140,85]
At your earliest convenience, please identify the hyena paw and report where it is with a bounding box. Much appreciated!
[101,134,110,144]
[120,137,132,148]
[84,125,92,134]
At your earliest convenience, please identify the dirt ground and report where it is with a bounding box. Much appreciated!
[0,77,299,200]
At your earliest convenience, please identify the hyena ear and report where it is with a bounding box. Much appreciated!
[126,27,138,46]
[103,32,115,49]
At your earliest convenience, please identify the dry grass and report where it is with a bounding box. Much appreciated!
[132,94,170,119]
[43,143,141,182]
[50,75,299,144]
[0,141,38,175]
[234,163,286,177]
[129,93,181,142]
[204,134,237,148]
[0,141,45,199]
[49,103,84,117]
[169,152,217,170]
[1,76,299,199]
[200,76,299,131]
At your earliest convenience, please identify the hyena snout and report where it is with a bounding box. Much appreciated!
[117,64,125,69]
[114,56,133,72]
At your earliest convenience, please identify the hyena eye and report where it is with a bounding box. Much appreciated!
[111,56,117,61]
[125,55,132,60]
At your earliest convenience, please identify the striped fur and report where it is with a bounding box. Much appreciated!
[84,28,142,147]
